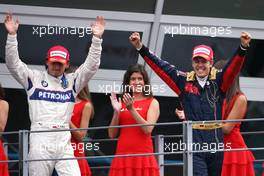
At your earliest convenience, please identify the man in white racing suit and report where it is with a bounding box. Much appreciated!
[4,14,105,176]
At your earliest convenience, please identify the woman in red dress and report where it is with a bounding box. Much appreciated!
[70,85,94,176]
[0,83,9,176]
[219,62,255,176]
[108,64,160,176]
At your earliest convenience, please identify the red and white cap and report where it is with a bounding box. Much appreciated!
[47,45,69,64]
[192,45,213,62]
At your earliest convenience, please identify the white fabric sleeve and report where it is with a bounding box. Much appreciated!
[5,34,34,89]
[73,36,102,93]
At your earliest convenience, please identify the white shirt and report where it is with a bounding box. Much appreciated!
[196,75,208,88]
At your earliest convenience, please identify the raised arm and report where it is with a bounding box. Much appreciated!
[73,16,105,94]
[129,32,186,95]
[219,32,251,92]
[4,13,35,89]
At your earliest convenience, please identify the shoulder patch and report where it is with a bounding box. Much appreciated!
[209,67,218,80]
[186,71,195,81]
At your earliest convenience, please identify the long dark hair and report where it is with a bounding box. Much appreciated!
[66,66,94,118]
[0,83,5,100]
[122,64,153,97]
[214,60,242,105]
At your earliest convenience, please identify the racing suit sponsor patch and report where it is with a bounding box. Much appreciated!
[29,88,74,103]
[185,83,199,95]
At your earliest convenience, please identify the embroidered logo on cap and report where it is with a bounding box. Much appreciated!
[193,47,211,55]
[50,50,67,59]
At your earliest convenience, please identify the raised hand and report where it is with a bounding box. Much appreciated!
[110,92,122,113]
[240,31,252,48]
[129,32,143,49]
[4,13,19,35]
[122,93,134,110]
[91,16,105,39]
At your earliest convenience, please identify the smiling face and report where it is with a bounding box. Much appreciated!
[122,64,152,97]
[192,57,213,78]
[46,61,69,77]
[129,72,145,94]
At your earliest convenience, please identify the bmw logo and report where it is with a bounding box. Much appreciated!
[41,80,48,87]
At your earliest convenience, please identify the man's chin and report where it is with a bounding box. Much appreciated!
[49,72,63,77]
[196,73,207,78]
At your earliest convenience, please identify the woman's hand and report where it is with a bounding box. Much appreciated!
[110,92,122,113]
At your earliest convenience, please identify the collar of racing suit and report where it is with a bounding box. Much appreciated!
[196,75,208,88]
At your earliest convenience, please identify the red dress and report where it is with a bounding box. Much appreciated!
[0,140,9,176]
[109,98,160,176]
[221,93,255,176]
[71,100,92,176]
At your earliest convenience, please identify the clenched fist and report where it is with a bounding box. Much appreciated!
[129,32,143,50]
[240,32,251,48]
